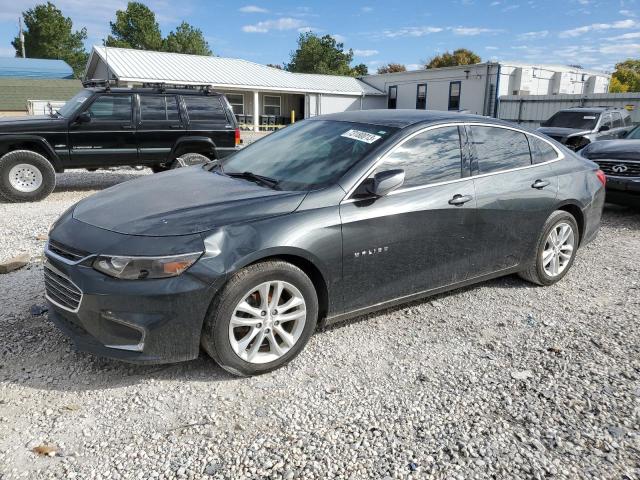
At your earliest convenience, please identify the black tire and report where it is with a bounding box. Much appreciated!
[519,210,580,286]
[172,153,211,168]
[201,261,319,377]
[0,150,56,202]
[151,164,171,174]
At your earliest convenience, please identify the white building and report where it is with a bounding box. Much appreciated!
[84,46,386,131]
[360,62,611,117]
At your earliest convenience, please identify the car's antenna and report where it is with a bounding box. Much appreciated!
[104,43,112,91]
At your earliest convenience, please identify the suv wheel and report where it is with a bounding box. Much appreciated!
[173,153,211,168]
[201,261,318,376]
[0,150,56,202]
[519,210,579,286]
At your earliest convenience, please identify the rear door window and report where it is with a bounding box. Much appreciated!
[377,126,463,188]
[140,95,180,122]
[528,135,559,164]
[469,126,532,174]
[183,96,227,123]
[600,113,612,129]
[612,112,623,128]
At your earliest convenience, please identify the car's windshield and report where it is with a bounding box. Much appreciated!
[221,120,397,191]
[544,111,600,130]
[626,125,640,139]
[57,89,93,117]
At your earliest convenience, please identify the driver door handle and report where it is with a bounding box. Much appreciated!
[448,194,473,206]
[532,179,550,189]
[121,124,135,130]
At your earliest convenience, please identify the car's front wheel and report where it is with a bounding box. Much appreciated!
[519,210,579,286]
[202,261,318,376]
[0,150,56,202]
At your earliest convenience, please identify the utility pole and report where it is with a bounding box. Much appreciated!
[18,17,25,58]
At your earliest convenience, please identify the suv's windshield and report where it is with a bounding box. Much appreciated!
[221,120,397,191]
[57,89,93,117]
[627,125,640,139]
[544,111,600,130]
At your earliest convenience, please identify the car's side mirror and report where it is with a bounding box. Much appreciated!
[75,112,91,124]
[598,125,610,132]
[366,169,405,197]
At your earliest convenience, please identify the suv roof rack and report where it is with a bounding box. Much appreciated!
[140,83,219,94]
[82,78,116,90]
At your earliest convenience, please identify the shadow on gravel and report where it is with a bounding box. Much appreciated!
[53,170,149,193]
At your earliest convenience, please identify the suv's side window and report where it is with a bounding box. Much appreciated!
[140,95,180,122]
[600,113,612,129]
[611,112,623,128]
[528,135,559,164]
[375,126,463,188]
[183,96,227,123]
[469,126,531,174]
[86,95,132,122]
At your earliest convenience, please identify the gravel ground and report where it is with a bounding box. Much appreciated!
[0,171,639,479]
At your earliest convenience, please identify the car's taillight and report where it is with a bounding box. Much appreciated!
[235,128,240,147]
[595,169,606,186]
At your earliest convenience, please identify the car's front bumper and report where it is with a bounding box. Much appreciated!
[605,175,640,206]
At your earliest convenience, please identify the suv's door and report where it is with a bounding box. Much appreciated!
[137,94,184,165]
[596,112,615,140]
[339,125,477,312]
[610,111,628,139]
[68,93,137,166]
[183,95,236,159]
[468,125,559,275]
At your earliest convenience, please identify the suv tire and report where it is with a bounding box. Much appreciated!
[519,210,580,286]
[0,150,56,202]
[173,153,211,168]
[201,261,318,377]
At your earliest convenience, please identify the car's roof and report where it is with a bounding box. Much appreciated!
[312,109,512,129]
[84,87,222,96]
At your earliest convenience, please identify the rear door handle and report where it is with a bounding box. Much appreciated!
[448,194,473,206]
[532,179,550,189]
[121,125,135,130]
[169,124,183,129]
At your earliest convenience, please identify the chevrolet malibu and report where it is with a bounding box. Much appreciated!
[45,111,605,376]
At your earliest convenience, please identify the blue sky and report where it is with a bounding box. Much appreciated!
[0,0,638,73]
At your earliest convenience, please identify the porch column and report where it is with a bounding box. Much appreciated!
[253,90,260,132]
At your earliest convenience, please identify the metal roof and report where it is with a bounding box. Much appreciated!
[87,46,384,96]
[0,57,74,79]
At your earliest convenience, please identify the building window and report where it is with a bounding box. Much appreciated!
[263,95,281,116]
[416,84,427,109]
[388,86,397,109]
[226,93,244,115]
[448,81,461,111]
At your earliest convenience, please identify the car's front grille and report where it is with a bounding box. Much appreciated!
[48,240,89,262]
[595,160,640,178]
[44,265,82,312]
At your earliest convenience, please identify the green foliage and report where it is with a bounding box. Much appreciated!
[377,63,407,74]
[286,33,364,76]
[611,59,640,93]
[426,48,481,69]
[352,63,368,76]
[163,22,212,56]
[12,2,88,78]
[106,2,163,50]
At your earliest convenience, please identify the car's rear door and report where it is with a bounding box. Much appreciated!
[136,94,185,165]
[183,95,236,159]
[467,124,560,275]
[339,124,478,312]
[68,93,137,167]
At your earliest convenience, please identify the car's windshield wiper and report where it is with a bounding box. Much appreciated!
[226,171,279,189]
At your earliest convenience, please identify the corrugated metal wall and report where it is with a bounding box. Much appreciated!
[498,93,640,129]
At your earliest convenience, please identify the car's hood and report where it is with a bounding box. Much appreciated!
[0,115,66,133]
[581,139,640,161]
[73,167,307,236]
[537,127,589,139]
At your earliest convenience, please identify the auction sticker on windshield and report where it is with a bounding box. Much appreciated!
[341,129,382,144]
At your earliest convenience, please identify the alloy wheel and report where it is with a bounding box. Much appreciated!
[229,280,307,364]
[8,163,43,193]
[542,222,575,277]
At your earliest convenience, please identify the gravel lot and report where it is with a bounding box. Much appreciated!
[0,171,639,479]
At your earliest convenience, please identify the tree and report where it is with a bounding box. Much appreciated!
[11,2,88,78]
[267,63,284,70]
[377,63,407,74]
[610,59,640,93]
[286,33,363,76]
[426,48,481,69]
[163,22,212,55]
[106,2,163,51]
[352,63,368,76]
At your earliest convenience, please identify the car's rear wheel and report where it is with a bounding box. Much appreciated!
[202,261,318,376]
[172,153,211,168]
[0,150,56,202]
[519,210,579,286]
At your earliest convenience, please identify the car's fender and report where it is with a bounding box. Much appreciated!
[0,134,63,170]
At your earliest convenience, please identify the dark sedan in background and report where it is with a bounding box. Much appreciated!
[581,124,640,206]
[45,110,605,376]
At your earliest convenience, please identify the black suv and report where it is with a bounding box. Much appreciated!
[537,106,633,151]
[0,85,239,202]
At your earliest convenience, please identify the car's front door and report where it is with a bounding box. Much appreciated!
[596,112,615,140]
[467,125,559,275]
[137,94,185,165]
[339,125,477,313]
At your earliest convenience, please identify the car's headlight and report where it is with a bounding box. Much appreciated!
[93,252,202,279]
